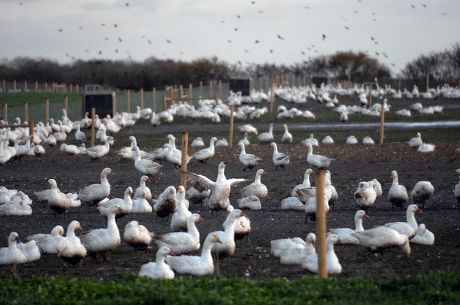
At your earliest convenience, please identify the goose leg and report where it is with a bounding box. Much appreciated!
[246,233,251,246]
[213,250,220,275]
[10,264,19,279]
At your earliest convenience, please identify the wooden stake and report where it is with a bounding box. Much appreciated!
[90,107,96,147]
[179,85,183,101]
[426,73,430,91]
[45,98,49,122]
[210,80,213,97]
[200,81,203,97]
[380,100,385,145]
[13,80,16,93]
[270,83,275,113]
[24,80,28,92]
[2,103,7,122]
[152,87,157,112]
[229,105,234,148]
[188,84,192,104]
[140,88,144,109]
[112,91,117,117]
[64,95,68,111]
[24,102,29,123]
[35,81,38,92]
[219,80,222,99]
[162,96,167,111]
[2,79,5,94]
[45,82,48,92]
[315,169,328,279]
[179,132,189,187]
[29,121,35,144]
[127,89,131,112]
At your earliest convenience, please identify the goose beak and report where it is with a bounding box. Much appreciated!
[363,212,369,219]
[416,207,422,213]
[56,250,62,257]
[199,216,204,222]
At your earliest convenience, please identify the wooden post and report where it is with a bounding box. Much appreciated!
[24,80,28,92]
[140,88,144,109]
[379,100,385,144]
[127,89,131,112]
[162,96,167,111]
[219,80,222,99]
[188,84,192,104]
[315,169,328,279]
[76,84,79,93]
[210,80,213,98]
[64,95,68,111]
[45,82,48,92]
[29,121,35,144]
[35,81,38,92]
[90,107,96,147]
[426,73,430,92]
[24,102,29,123]
[368,86,372,108]
[152,87,157,112]
[45,97,49,122]
[398,78,401,92]
[199,81,203,97]
[270,84,275,113]
[70,83,73,93]
[179,132,189,187]
[2,79,5,94]
[229,105,235,148]
[2,103,7,122]
[179,85,183,101]
[112,91,117,116]
[13,80,16,93]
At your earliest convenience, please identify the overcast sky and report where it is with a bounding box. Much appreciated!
[0,0,459,74]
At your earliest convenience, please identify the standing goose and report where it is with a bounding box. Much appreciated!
[188,162,247,210]
[329,210,368,245]
[139,246,175,280]
[60,221,87,265]
[241,169,268,199]
[209,208,244,257]
[354,181,377,210]
[384,204,421,239]
[123,220,154,250]
[0,232,27,276]
[78,167,112,204]
[306,143,333,169]
[258,123,274,143]
[170,186,192,231]
[132,146,162,176]
[192,137,218,163]
[291,168,313,197]
[388,170,409,209]
[152,186,177,218]
[165,233,222,276]
[270,142,289,169]
[74,123,86,142]
[134,175,152,201]
[301,233,342,275]
[352,226,411,257]
[408,132,422,148]
[238,142,262,171]
[97,187,133,217]
[411,181,434,208]
[281,124,293,143]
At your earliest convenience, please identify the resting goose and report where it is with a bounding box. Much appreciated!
[306,143,333,169]
[60,221,86,265]
[170,186,192,231]
[152,186,177,218]
[362,136,375,145]
[155,213,203,255]
[258,123,274,143]
[210,209,244,257]
[17,240,41,263]
[271,232,316,257]
[388,170,409,209]
[352,226,411,257]
[455,169,460,207]
[0,232,27,276]
[417,142,435,153]
[270,142,289,169]
[303,170,332,222]
[215,138,229,148]
[408,132,422,148]
[134,175,152,201]
[165,233,222,276]
[346,135,358,144]
[123,220,154,250]
[223,205,251,241]
[139,246,175,280]
[238,195,261,210]
[291,168,313,197]
[302,233,342,275]
[281,124,293,144]
[131,191,153,213]
[238,142,262,171]
[60,143,81,155]
[278,233,316,265]
[384,204,421,239]
[303,134,319,147]
[97,186,133,217]
[78,167,112,204]
[26,225,67,255]
[238,133,251,146]
[86,137,111,159]
[191,137,205,148]
[411,181,434,208]
[241,169,268,199]
[80,206,122,255]
[322,135,334,145]
[280,196,304,210]
[410,223,434,245]
[186,186,211,206]
[46,179,81,213]
[132,146,162,176]
[329,210,368,245]
[239,124,258,135]
[371,178,383,197]
[188,162,246,210]
[354,181,377,210]
[192,137,217,163]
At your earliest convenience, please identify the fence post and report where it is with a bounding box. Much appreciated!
[45,82,48,92]
[2,103,7,122]
[24,102,29,123]
[229,105,234,148]
[24,80,28,92]
[29,121,35,144]
[140,88,144,110]
[315,169,328,279]
[189,83,192,104]
[112,91,117,117]
[64,95,68,111]
[162,96,167,111]
[13,80,16,93]
[127,89,131,112]
[35,81,38,92]
[270,83,275,113]
[219,80,222,99]
[179,85,183,101]
[45,97,49,122]
[179,131,189,188]
[90,107,96,147]
[2,79,5,94]
[152,87,156,112]
[380,101,385,144]
[199,81,203,97]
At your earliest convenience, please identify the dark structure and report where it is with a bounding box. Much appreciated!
[311,75,328,88]
[82,85,113,117]
[229,77,250,96]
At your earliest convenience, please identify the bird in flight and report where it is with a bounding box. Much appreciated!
[269,49,274,53]
[236,15,241,19]
[58,28,63,32]
[166,39,172,43]
[322,34,326,40]
[344,26,350,30]
[277,34,284,40]
[255,40,260,44]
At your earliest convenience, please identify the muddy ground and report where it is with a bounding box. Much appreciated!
[1,116,460,280]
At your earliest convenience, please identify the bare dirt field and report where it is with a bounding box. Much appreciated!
[1,119,459,280]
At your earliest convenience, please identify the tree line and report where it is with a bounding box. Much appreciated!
[1,45,459,90]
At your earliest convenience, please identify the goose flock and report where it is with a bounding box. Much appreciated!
[0,85,458,279]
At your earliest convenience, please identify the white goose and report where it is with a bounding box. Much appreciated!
[303,134,319,147]
[170,186,192,231]
[346,135,358,144]
[270,142,289,169]
[304,170,332,222]
[241,169,268,199]
[291,168,313,197]
[86,137,111,159]
[281,124,293,144]
[132,146,162,176]
[258,123,274,143]
[388,170,409,209]
[354,181,377,210]
[280,196,304,210]
[60,221,87,265]
[362,136,375,145]
[152,186,177,218]
[238,142,262,171]
[223,205,252,241]
[455,169,460,207]
[417,142,435,153]
[155,213,203,255]
[189,162,246,210]
[192,137,217,163]
[80,205,122,255]
[408,132,422,148]
[165,232,222,276]
[131,191,153,213]
[191,137,205,148]
[302,233,342,275]
[78,167,111,204]
[26,225,68,255]
[306,143,333,169]
[46,179,81,213]
[139,246,175,280]
[238,133,251,146]
[17,240,41,263]
[410,223,434,245]
[239,124,258,135]
[238,195,261,210]
[209,208,244,257]
[329,210,368,245]
[271,232,316,258]
[411,181,434,208]
[123,220,154,250]
[60,143,81,155]
[74,123,86,142]
[384,204,421,239]
[277,233,317,265]
[97,187,133,217]
[352,226,411,257]
[322,135,334,145]
[0,232,27,276]
[134,175,152,201]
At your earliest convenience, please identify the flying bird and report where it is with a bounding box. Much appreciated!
[277,34,284,40]
[255,40,259,44]
[236,15,241,19]
[344,26,350,30]
[322,34,326,40]
[166,39,172,43]
[118,37,123,42]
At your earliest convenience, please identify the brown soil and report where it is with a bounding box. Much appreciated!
[0,123,459,280]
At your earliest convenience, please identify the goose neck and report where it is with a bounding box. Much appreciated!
[107,214,119,232]
[406,209,418,229]
[355,217,364,232]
